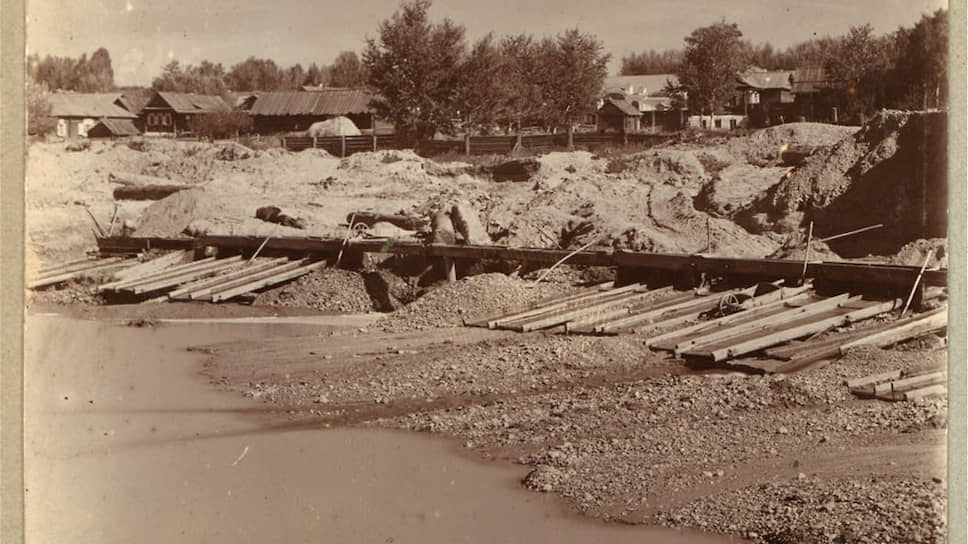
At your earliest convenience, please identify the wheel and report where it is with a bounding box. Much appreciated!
[352,222,371,238]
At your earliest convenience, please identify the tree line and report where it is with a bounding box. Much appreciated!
[625,9,948,119]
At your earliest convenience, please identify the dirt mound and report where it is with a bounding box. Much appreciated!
[890,238,948,268]
[253,268,379,313]
[693,164,789,218]
[377,273,573,331]
[738,111,947,256]
[733,122,858,164]
[136,189,218,237]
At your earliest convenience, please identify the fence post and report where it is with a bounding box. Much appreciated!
[567,125,574,149]
[282,136,287,150]
[515,133,523,153]
[464,132,471,156]
[313,136,318,149]
[372,131,378,152]
[340,135,346,157]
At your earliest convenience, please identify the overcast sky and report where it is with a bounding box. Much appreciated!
[27,0,947,87]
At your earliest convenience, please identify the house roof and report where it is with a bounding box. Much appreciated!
[791,67,841,94]
[603,74,678,96]
[150,92,232,114]
[736,70,795,90]
[249,89,376,116]
[47,93,137,119]
[91,118,141,136]
[599,97,643,117]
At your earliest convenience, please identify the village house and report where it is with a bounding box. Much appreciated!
[86,118,141,138]
[790,66,845,123]
[734,69,796,127]
[596,97,642,133]
[138,90,232,136]
[598,74,684,132]
[46,93,138,138]
[248,88,377,134]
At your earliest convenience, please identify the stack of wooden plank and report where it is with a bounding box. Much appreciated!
[27,256,135,289]
[95,251,327,302]
[847,367,946,401]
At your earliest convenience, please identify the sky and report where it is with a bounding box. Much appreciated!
[26,0,948,87]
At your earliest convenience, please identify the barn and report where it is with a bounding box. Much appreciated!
[47,93,138,138]
[248,88,377,134]
[138,90,232,135]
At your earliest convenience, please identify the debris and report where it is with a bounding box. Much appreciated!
[256,206,305,230]
[492,158,541,182]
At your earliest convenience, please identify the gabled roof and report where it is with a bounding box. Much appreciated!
[791,67,841,94]
[47,93,137,119]
[603,74,678,96]
[91,118,140,136]
[150,91,232,114]
[599,97,643,117]
[249,89,376,116]
[736,70,795,91]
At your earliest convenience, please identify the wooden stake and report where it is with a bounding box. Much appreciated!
[900,250,934,318]
[334,213,356,268]
[248,225,277,265]
[107,204,119,237]
[800,221,813,281]
[819,223,884,243]
[85,207,106,237]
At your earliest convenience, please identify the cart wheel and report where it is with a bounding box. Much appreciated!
[352,222,370,238]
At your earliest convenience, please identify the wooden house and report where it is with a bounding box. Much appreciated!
[47,93,138,138]
[735,70,796,127]
[248,88,377,134]
[139,91,232,135]
[87,118,140,138]
[596,97,642,133]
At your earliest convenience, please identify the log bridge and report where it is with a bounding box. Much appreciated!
[97,235,946,294]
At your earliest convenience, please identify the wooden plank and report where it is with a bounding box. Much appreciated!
[168,258,290,299]
[98,256,218,291]
[564,286,676,332]
[113,251,190,281]
[873,372,945,395]
[510,287,656,332]
[33,256,98,275]
[490,282,643,328]
[839,309,947,353]
[689,298,900,362]
[597,286,757,334]
[904,384,946,401]
[645,288,813,349]
[674,293,855,356]
[29,257,126,282]
[26,260,133,289]
[464,282,614,327]
[211,260,326,302]
[191,260,306,300]
[845,370,903,389]
[127,258,246,294]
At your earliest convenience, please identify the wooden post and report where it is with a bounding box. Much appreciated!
[464,132,471,155]
[705,216,711,252]
[567,125,574,149]
[801,221,814,281]
[443,257,456,283]
[901,250,933,318]
[372,131,378,152]
[651,111,656,133]
[515,132,523,153]
[313,136,318,149]
[340,135,346,157]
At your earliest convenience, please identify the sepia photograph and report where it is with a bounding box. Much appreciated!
[15,0,961,542]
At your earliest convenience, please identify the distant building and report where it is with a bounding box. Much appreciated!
[139,90,232,135]
[735,69,796,127]
[47,93,138,138]
[598,74,684,132]
[602,74,679,99]
[86,118,141,138]
[248,88,377,134]
[790,67,845,123]
[596,97,643,133]
[687,114,747,131]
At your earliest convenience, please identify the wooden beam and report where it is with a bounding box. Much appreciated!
[125,258,244,294]
[689,298,901,362]
[192,260,306,300]
[490,282,642,328]
[645,287,813,349]
[596,287,757,334]
[98,256,220,292]
[839,308,947,353]
[29,257,126,282]
[564,286,676,332]
[113,251,190,281]
[904,384,946,401]
[503,286,653,332]
[168,258,290,299]
[26,260,132,289]
[845,370,902,389]
[464,282,613,327]
[873,372,945,395]
[210,260,326,302]
[674,293,855,356]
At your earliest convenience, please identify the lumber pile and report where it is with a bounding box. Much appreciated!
[847,367,946,402]
[26,256,134,289]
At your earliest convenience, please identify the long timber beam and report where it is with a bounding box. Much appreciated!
[96,236,948,288]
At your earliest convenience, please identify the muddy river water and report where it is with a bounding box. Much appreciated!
[24,315,738,543]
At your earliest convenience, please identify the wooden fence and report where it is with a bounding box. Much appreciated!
[283,131,672,156]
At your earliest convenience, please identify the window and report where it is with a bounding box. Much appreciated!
[714,119,722,128]
[730,119,738,129]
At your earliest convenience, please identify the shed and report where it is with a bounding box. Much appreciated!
[248,88,377,134]
[87,118,141,138]
[596,97,642,133]
[47,93,137,138]
[139,90,232,135]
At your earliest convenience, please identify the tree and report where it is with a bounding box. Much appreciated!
[894,9,947,109]
[497,33,547,129]
[189,111,253,139]
[620,49,683,75]
[152,60,228,94]
[454,34,510,132]
[30,48,115,92]
[363,0,466,139]
[824,24,892,120]
[304,62,328,86]
[540,29,610,128]
[676,21,747,123]
[329,51,366,88]
[27,78,56,136]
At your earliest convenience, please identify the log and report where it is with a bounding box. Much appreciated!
[113,184,191,201]
[348,211,429,232]
[108,172,188,187]
[839,308,947,353]
[904,384,946,401]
